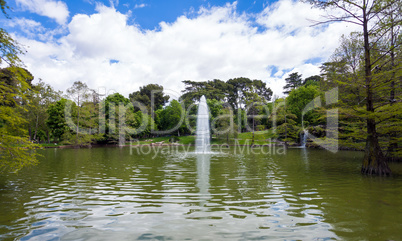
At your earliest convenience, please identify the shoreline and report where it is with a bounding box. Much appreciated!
[41,142,364,152]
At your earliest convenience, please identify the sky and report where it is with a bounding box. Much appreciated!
[1,0,358,100]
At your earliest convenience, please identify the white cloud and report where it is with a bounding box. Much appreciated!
[134,4,147,9]
[13,0,359,99]
[16,0,69,25]
[6,18,45,37]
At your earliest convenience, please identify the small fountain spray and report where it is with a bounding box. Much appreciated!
[195,95,211,153]
[300,129,308,148]
[300,115,308,148]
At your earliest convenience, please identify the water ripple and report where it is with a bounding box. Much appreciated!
[1,148,401,240]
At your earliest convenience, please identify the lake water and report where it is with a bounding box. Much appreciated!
[1,146,401,240]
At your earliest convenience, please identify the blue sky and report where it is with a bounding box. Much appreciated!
[6,0,271,30]
[2,0,357,98]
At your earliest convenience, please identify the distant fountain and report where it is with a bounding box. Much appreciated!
[195,96,211,153]
[300,129,308,148]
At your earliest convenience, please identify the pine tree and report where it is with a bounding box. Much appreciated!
[283,72,303,95]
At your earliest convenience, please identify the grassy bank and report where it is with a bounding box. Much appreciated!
[38,130,279,148]
[131,130,276,146]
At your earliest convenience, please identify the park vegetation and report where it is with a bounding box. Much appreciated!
[0,0,401,175]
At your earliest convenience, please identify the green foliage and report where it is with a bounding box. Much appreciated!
[0,3,41,172]
[181,77,273,113]
[286,84,322,124]
[0,0,10,17]
[131,111,156,137]
[103,93,130,141]
[46,98,71,142]
[213,107,238,143]
[129,84,169,112]
[0,28,24,66]
[303,75,322,87]
[270,98,300,143]
[180,79,229,106]
[169,136,180,143]
[26,80,62,143]
[157,100,186,135]
[283,72,303,95]
[207,99,223,120]
[0,67,40,173]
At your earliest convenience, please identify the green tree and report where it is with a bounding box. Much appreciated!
[310,0,401,175]
[271,98,299,144]
[207,99,223,120]
[286,85,321,125]
[130,111,156,138]
[213,107,238,143]
[283,72,303,95]
[158,100,186,136]
[252,79,273,102]
[26,80,62,143]
[129,84,170,113]
[66,81,90,144]
[227,77,253,112]
[0,67,39,172]
[303,75,322,87]
[46,98,71,142]
[0,1,40,173]
[180,79,229,107]
[104,93,130,142]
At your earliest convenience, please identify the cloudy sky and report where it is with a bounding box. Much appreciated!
[2,0,358,99]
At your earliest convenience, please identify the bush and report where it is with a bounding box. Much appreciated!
[256,125,265,131]
[169,136,180,143]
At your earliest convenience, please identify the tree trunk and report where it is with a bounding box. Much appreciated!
[33,114,39,141]
[76,95,80,144]
[361,8,391,175]
[361,119,391,175]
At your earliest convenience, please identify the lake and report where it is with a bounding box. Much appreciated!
[1,146,401,240]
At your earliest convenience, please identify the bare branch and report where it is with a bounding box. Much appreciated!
[333,1,364,23]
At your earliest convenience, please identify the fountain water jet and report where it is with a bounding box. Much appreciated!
[195,95,211,153]
[300,129,308,148]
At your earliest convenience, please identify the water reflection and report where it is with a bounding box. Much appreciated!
[196,154,211,204]
[301,148,309,170]
[0,147,401,240]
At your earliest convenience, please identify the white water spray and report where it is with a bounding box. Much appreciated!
[300,129,308,148]
[195,96,211,153]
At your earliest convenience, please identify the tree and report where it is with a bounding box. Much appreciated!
[0,1,39,173]
[26,80,62,143]
[283,72,303,94]
[303,75,322,86]
[66,81,90,144]
[158,100,186,136]
[104,93,130,142]
[0,67,39,172]
[286,85,322,125]
[180,79,229,107]
[130,111,156,138]
[129,84,169,112]
[180,77,272,130]
[227,77,253,112]
[213,107,238,143]
[271,98,300,144]
[252,79,273,102]
[46,98,72,142]
[309,0,402,175]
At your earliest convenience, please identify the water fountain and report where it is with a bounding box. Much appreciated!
[300,129,308,148]
[195,95,211,153]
